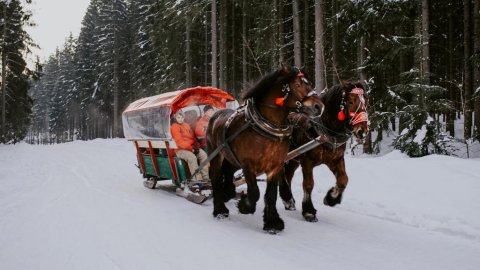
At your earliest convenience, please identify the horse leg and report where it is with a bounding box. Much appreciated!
[221,161,236,202]
[301,163,317,222]
[237,169,259,214]
[279,161,299,211]
[263,176,284,234]
[210,156,229,218]
[324,158,348,207]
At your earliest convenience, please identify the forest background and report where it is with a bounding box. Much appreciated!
[1,0,480,157]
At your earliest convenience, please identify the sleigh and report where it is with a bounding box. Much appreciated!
[122,86,236,203]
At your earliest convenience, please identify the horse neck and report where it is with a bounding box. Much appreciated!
[322,99,347,133]
[322,113,344,132]
[256,93,289,126]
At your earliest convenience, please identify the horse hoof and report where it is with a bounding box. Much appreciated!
[264,229,281,235]
[323,187,343,207]
[263,217,285,232]
[213,205,229,218]
[215,213,229,220]
[237,196,256,214]
[282,198,296,211]
[303,213,318,222]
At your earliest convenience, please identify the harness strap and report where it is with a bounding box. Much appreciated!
[189,116,251,180]
[222,117,252,168]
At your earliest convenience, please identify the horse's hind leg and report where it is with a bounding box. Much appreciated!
[263,175,285,234]
[324,158,348,207]
[210,156,229,218]
[279,161,299,211]
[301,163,317,222]
[221,161,236,202]
[237,169,259,214]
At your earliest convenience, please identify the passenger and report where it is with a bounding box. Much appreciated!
[195,105,215,148]
[170,110,209,182]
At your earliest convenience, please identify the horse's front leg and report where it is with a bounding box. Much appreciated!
[279,161,299,211]
[211,156,229,218]
[324,157,348,207]
[301,162,317,222]
[263,173,284,234]
[237,169,260,214]
[221,161,236,202]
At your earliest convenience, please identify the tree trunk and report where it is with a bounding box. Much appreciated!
[464,0,473,139]
[219,0,227,90]
[447,11,455,137]
[230,1,236,96]
[303,0,309,68]
[1,4,7,141]
[420,0,430,111]
[242,0,247,91]
[211,0,218,87]
[473,0,480,140]
[331,0,339,85]
[272,0,278,68]
[314,0,326,92]
[293,0,301,67]
[278,0,285,65]
[186,9,192,88]
[357,35,367,84]
[113,1,119,138]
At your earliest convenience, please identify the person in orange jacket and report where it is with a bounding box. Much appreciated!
[195,105,215,148]
[170,110,209,182]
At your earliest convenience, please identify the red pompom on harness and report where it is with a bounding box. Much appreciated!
[275,97,285,106]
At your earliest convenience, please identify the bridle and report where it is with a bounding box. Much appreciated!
[338,87,368,128]
[275,67,318,113]
[261,67,319,114]
[298,85,369,149]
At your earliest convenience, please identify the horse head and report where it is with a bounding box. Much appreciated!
[339,81,369,142]
[277,66,324,118]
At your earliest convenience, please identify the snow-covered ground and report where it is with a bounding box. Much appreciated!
[1,139,479,270]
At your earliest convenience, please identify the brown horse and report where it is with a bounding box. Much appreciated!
[206,66,323,233]
[279,81,369,222]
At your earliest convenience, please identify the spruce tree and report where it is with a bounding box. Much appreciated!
[0,0,38,143]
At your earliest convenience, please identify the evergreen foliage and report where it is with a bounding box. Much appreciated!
[0,0,39,143]
[20,0,480,158]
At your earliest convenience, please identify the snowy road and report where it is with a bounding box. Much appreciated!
[1,139,479,270]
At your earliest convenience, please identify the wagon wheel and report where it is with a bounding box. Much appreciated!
[143,177,158,189]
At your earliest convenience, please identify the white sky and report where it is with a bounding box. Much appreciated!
[28,0,91,62]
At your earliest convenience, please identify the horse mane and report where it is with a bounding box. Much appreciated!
[241,66,299,102]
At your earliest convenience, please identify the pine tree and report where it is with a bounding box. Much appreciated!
[0,0,38,143]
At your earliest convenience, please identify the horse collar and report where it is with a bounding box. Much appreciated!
[245,99,292,140]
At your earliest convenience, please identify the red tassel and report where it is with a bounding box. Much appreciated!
[275,97,285,106]
[337,111,345,121]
